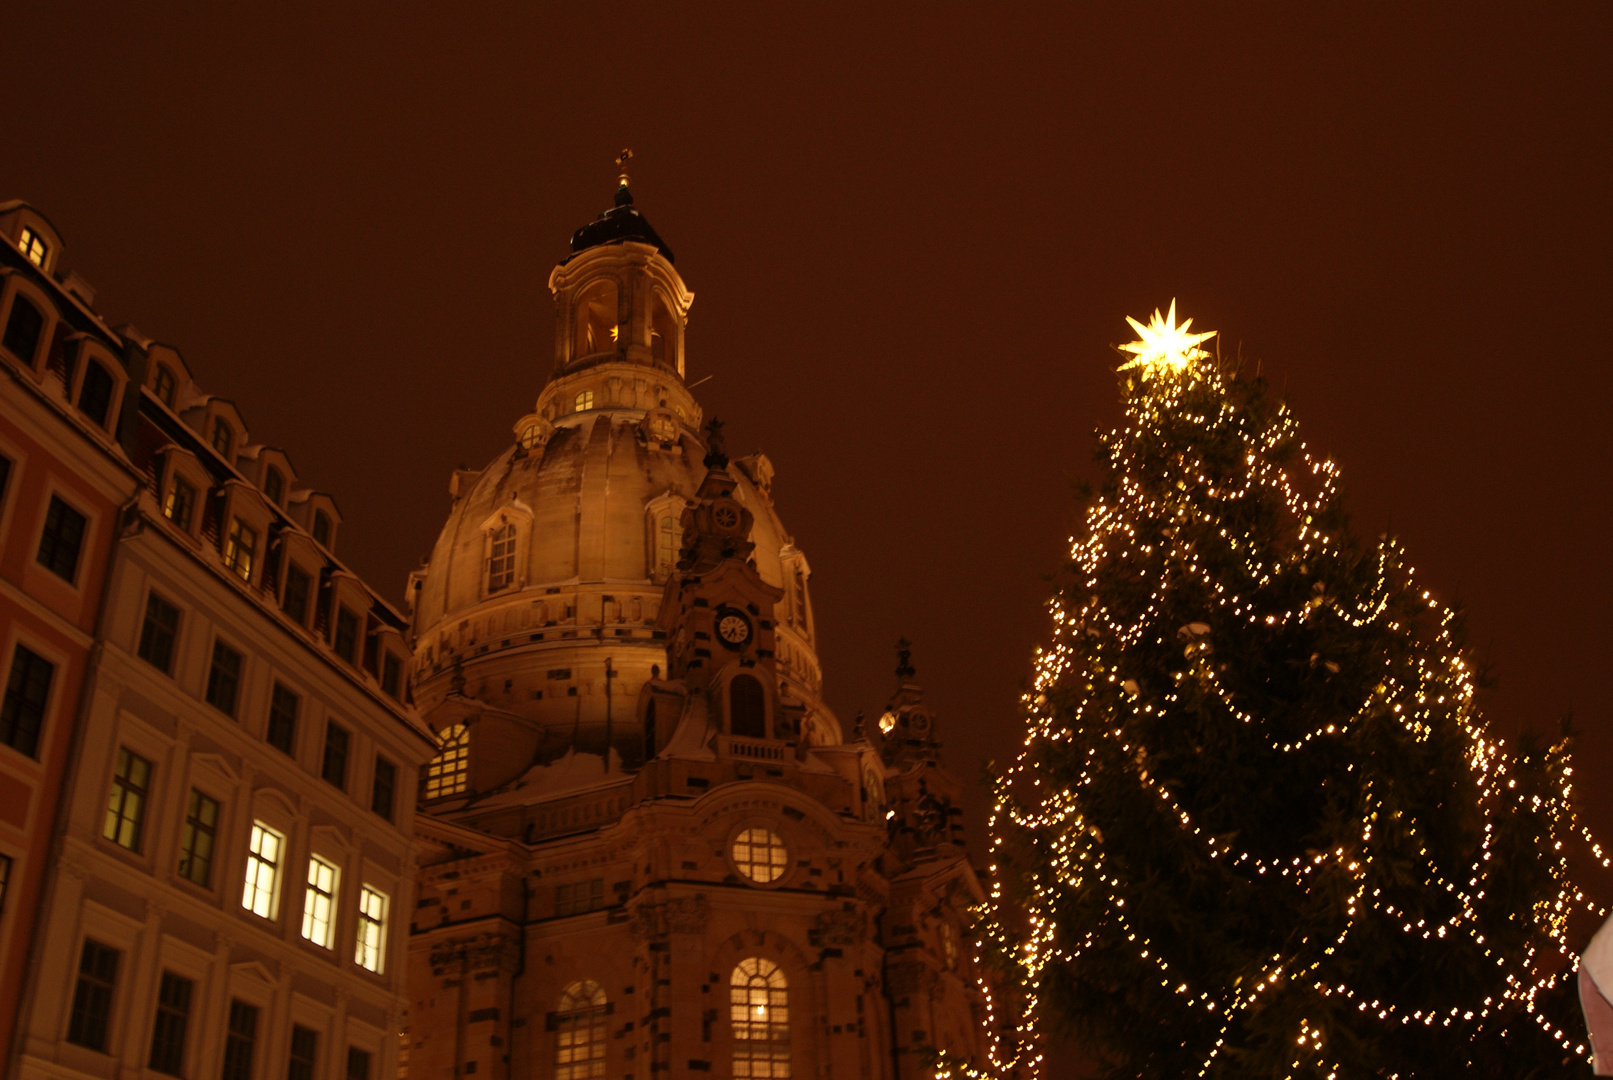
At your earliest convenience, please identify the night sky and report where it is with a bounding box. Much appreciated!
[8,6,1611,905]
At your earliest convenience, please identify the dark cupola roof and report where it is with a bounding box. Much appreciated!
[568,182,674,263]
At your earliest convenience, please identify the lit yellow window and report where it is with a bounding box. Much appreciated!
[355,884,387,972]
[487,524,517,592]
[18,228,47,268]
[224,518,257,582]
[731,828,788,884]
[423,723,469,799]
[574,390,594,412]
[730,958,789,1078]
[554,980,607,1079]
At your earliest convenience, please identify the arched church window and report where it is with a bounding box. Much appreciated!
[554,979,607,1080]
[574,280,618,358]
[729,674,765,739]
[730,958,790,1078]
[422,724,469,800]
[650,293,677,371]
[487,523,517,593]
[657,515,682,577]
[574,390,595,412]
[731,828,787,884]
[518,423,544,449]
[792,568,808,629]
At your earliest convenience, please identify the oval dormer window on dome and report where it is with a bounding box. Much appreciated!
[574,390,595,413]
[573,279,618,359]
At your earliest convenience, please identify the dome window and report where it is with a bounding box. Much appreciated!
[731,828,788,884]
[573,279,618,358]
[487,523,517,593]
[423,723,469,800]
[17,227,48,269]
[643,408,677,446]
[518,424,543,449]
[650,292,678,372]
[574,390,595,413]
[657,515,682,577]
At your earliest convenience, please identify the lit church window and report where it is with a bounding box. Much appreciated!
[423,724,469,800]
[18,227,48,268]
[487,524,516,593]
[730,958,789,1078]
[554,980,607,1080]
[574,390,594,412]
[731,828,787,884]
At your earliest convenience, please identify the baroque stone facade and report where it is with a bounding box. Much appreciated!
[405,179,985,1079]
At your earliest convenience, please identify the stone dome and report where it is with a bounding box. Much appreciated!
[405,198,824,799]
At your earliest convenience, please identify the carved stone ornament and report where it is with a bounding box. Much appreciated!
[812,908,863,948]
[429,931,517,970]
[628,896,710,940]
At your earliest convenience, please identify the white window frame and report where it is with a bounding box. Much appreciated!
[242,821,285,920]
[355,885,387,973]
[301,855,339,949]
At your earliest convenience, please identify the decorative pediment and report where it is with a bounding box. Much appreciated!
[229,958,279,986]
[188,752,241,783]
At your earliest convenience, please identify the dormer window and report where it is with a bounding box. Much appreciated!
[163,476,196,532]
[264,467,285,507]
[2,297,44,365]
[311,510,332,547]
[487,523,516,593]
[151,364,176,407]
[224,519,257,582]
[77,360,115,429]
[211,418,234,459]
[658,515,681,577]
[518,424,543,449]
[574,390,594,412]
[17,228,47,268]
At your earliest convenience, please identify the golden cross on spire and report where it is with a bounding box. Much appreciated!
[616,148,634,188]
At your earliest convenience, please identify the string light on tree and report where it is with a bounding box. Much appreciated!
[938,303,1601,1080]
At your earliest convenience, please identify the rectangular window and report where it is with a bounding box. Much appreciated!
[103,747,151,851]
[288,1026,318,1080]
[321,722,349,790]
[36,494,87,582]
[263,467,284,507]
[302,855,339,949]
[242,822,283,919]
[152,364,176,407]
[267,682,299,756]
[355,885,387,973]
[212,419,234,460]
[333,607,358,664]
[19,227,48,267]
[163,474,195,531]
[178,789,219,886]
[147,970,193,1077]
[282,563,311,624]
[346,1047,371,1080]
[78,361,115,428]
[224,518,257,582]
[1,644,53,757]
[3,297,43,363]
[380,653,401,699]
[206,640,242,717]
[222,1000,258,1080]
[138,592,181,674]
[371,757,396,821]
[66,939,120,1050]
[555,878,606,917]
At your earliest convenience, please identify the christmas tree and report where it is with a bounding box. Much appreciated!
[968,304,1600,1079]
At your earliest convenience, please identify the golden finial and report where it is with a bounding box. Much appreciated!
[615,148,634,189]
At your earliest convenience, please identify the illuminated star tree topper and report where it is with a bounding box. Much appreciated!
[1117,298,1216,379]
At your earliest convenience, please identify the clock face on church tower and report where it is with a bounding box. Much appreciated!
[716,609,752,649]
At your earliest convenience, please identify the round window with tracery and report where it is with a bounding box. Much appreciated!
[732,828,788,884]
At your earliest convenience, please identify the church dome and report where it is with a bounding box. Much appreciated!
[568,182,674,263]
[405,187,823,798]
